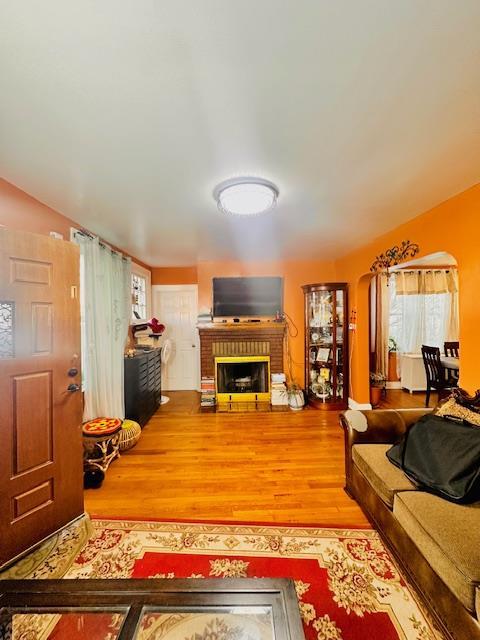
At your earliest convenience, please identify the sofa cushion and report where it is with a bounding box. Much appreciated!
[394,491,480,613]
[352,444,416,507]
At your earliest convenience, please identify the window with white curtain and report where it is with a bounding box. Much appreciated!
[389,272,458,353]
[131,263,151,322]
[132,273,147,320]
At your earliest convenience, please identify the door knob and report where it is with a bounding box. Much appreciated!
[68,367,78,377]
[67,383,81,392]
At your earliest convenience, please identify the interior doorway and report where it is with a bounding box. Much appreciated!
[152,285,199,391]
[369,252,459,404]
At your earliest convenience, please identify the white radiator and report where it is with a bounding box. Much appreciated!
[400,354,427,393]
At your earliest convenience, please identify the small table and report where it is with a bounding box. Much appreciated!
[0,578,305,639]
[82,418,122,482]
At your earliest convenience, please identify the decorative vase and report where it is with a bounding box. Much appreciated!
[370,386,382,408]
[288,390,305,411]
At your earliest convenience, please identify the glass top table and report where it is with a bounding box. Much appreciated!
[0,578,305,640]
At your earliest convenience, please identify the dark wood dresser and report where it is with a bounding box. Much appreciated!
[124,348,161,427]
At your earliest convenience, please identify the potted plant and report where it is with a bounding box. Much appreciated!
[285,382,305,411]
[388,337,400,382]
[370,372,386,407]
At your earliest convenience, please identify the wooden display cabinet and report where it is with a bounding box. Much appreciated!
[302,283,348,410]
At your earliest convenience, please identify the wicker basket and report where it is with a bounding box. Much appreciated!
[119,419,141,451]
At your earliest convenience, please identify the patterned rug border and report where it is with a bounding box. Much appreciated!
[88,514,374,531]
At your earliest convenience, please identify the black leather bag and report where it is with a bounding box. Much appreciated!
[387,414,480,503]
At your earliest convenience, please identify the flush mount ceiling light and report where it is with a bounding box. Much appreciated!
[213,177,279,216]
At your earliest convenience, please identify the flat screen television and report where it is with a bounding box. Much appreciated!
[213,276,283,318]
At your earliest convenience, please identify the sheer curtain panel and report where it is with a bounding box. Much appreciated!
[74,232,131,421]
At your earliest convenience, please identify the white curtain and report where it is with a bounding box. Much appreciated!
[74,233,131,421]
[389,269,459,354]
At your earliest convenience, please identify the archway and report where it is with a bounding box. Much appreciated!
[368,251,458,408]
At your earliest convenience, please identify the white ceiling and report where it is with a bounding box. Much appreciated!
[0,1,479,266]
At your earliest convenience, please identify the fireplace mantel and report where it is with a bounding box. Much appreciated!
[198,321,285,378]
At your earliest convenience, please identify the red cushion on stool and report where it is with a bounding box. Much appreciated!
[82,417,122,437]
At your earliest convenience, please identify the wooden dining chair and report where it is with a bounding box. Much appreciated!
[421,345,458,407]
[444,341,460,358]
[444,341,460,380]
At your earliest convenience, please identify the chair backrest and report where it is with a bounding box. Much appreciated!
[421,345,443,384]
[444,341,459,358]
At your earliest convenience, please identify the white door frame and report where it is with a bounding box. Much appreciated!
[152,284,200,391]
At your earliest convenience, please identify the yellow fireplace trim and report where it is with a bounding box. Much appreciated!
[215,355,271,403]
[215,355,270,364]
[216,392,271,403]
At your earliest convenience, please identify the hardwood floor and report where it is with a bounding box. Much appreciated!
[378,388,427,409]
[84,388,423,527]
[85,392,369,527]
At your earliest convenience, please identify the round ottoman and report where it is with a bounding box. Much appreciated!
[119,419,141,451]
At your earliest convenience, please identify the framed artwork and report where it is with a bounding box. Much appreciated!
[316,347,331,363]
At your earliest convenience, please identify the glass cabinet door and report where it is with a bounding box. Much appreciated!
[303,283,348,409]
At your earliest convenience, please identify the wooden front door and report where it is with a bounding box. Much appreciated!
[0,229,84,568]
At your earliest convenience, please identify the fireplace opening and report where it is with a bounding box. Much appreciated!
[215,356,270,402]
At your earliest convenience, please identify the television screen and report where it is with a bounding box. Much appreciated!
[213,277,283,318]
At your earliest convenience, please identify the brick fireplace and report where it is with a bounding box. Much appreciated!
[198,322,286,379]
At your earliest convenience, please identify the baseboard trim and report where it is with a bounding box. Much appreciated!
[348,397,373,410]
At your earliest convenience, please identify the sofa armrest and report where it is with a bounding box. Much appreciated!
[340,408,432,446]
[339,408,432,490]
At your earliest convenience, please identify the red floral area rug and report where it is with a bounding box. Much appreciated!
[39,518,440,640]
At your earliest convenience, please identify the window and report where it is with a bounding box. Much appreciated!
[131,263,152,321]
[389,276,456,353]
[132,273,147,320]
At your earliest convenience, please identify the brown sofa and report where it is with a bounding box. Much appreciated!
[340,408,480,640]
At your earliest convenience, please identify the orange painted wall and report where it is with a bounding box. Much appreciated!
[5,174,477,401]
[335,183,480,404]
[0,178,151,271]
[197,260,337,385]
[151,266,198,285]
